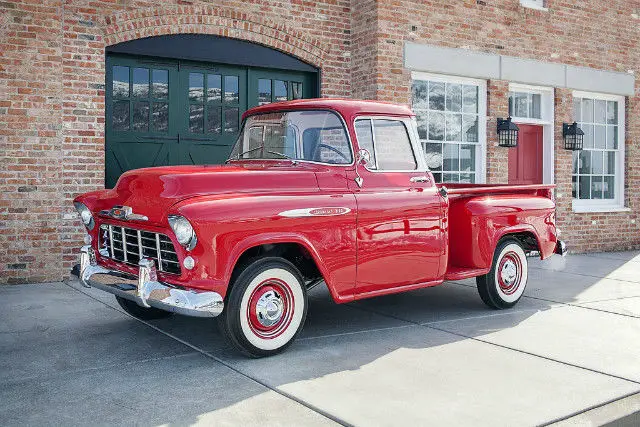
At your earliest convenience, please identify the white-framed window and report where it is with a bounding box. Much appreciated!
[520,0,547,11]
[572,91,626,212]
[411,72,487,183]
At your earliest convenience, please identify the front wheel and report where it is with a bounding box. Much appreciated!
[476,239,528,309]
[218,257,308,358]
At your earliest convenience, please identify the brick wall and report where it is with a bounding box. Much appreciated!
[365,0,640,253]
[1,0,639,284]
[0,0,351,284]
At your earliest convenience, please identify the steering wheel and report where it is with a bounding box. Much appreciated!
[313,143,350,163]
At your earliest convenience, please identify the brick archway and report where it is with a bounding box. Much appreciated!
[103,5,328,69]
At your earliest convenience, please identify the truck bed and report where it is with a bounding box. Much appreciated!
[441,183,557,280]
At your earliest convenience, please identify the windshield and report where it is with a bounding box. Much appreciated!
[229,110,353,165]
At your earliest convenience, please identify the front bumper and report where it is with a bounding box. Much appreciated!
[79,246,224,317]
[555,240,568,257]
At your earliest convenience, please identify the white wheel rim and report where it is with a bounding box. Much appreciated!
[239,268,304,351]
[494,243,528,303]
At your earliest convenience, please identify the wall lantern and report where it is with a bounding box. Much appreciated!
[497,117,519,148]
[563,122,584,151]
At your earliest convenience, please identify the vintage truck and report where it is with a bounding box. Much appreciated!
[75,99,566,357]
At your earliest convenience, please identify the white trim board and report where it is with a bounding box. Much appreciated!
[404,42,635,96]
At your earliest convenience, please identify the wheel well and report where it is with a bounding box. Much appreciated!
[230,243,324,289]
[501,232,540,253]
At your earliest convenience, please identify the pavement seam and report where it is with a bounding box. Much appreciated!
[538,390,640,427]
[299,324,415,341]
[64,281,350,427]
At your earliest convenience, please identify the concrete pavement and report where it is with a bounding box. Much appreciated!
[1,251,639,426]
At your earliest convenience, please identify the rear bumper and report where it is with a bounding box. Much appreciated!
[555,240,568,257]
[78,246,224,318]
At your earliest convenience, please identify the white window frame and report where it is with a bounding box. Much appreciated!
[508,83,555,185]
[520,0,548,11]
[572,90,626,213]
[411,71,487,184]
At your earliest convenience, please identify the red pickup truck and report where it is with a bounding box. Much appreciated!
[75,99,565,357]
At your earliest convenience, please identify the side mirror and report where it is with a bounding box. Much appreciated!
[357,148,371,166]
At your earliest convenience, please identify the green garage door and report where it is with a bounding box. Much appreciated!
[105,54,317,188]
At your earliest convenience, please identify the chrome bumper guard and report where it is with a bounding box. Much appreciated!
[555,240,568,257]
[79,246,224,317]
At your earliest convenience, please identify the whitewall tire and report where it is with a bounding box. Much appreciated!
[218,257,308,357]
[476,239,528,309]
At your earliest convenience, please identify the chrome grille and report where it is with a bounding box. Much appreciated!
[99,224,181,275]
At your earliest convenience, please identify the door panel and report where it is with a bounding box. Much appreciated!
[106,56,181,188]
[508,124,544,185]
[105,54,318,188]
[348,171,444,295]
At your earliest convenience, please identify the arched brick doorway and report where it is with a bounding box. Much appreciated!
[104,34,319,188]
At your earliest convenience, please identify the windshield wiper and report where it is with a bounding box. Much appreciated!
[228,146,264,162]
[227,147,298,165]
[265,150,298,164]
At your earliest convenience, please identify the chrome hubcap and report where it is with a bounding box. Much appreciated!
[500,259,518,286]
[255,290,284,327]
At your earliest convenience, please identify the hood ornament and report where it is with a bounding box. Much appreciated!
[100,205,148,221]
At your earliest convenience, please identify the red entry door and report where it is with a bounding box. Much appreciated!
[508,124,544,185]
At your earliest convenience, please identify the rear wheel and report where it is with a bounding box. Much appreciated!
[218,257,308,358]
[115,296,173,320]
[476,239,528,309]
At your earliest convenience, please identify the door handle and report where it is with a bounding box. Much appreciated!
[410,176,430,183]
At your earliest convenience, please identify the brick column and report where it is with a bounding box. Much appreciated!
[486,80,509,184]
[553,88,574,233]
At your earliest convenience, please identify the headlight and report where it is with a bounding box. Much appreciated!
[74,202,94,230]
[168,215,197,250]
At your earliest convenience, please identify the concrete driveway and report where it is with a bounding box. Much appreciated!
[2,251,640,426]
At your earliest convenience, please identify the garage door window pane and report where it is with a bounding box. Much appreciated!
[291,82,303,100]
[133,68,149,98]
[258,79,271,105]
[189,105,204,133]
[207,74,221,103]
[152,102,168,132]
[132,101,149,131]
[225,108,239,132]
[207,107,221,134]
[152,69,168,99]
[189,73,204,103]
[274,80,287,102]
[113,66,129,98]
[112,101,129,131]
[225,76,239,104]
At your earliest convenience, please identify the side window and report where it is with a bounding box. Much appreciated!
[371,120,418,171]
[354,119,377,169]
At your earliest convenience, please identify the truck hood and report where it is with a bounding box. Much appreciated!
[82,163,320,224]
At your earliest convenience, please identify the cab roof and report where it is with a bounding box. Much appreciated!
[242,98,415,121]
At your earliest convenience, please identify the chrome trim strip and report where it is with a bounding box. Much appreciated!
[137,229,143,259]
[108,225,115,258]
[121,226,127,263]
[155,233,163,272]
[278,207,352,218]
[79,246,223,318]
